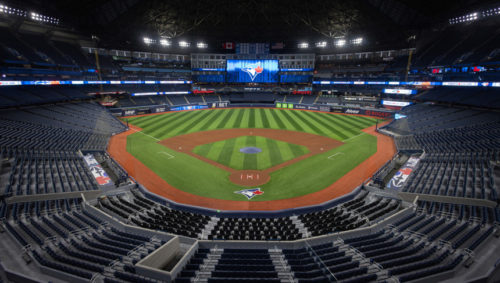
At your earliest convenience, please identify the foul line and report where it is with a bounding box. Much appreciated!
[328,152,344,159]
[129,127,160,142]
[157,152,175,159]
[342,132,366,142]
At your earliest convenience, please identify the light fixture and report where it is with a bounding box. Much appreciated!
[160,39,170,46]
[335,39,346,47]
[315,41,327,48]
[179,41,190,48]
[197,42,207,49]
[351,37,363,45]
[298,42,309,49]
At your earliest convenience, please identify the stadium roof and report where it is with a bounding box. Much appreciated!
[11,0,500,50]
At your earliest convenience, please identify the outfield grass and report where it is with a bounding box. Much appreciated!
[126,108,379,201]
[193,136,309,170]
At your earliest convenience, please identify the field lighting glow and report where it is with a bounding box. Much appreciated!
[298,42,309,49]
[179,41,190,47]
[335,39,346,47]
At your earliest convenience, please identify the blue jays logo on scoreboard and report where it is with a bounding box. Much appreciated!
[241,62,264,81]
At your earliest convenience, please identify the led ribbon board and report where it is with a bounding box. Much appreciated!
[313,81,500,87]
[0,80,192,87]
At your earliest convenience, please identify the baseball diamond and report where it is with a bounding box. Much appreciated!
[112,108,389,204]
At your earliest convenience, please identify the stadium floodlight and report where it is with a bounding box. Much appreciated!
[315,41,327,48]
[159,39,170,46]
[179,41,190,48]
[335,39,346,47]
[143,37,154,45]
[298,42,309,49]
[197,42,208,49]
[351,37,363,45]
[30,11,59,24]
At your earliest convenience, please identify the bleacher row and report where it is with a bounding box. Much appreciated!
[2,150,99,196]
[402,152,499,201]
[96,189,401,242]
[174,200,497,283]
[381,104,500,205]
[0,198,165,282]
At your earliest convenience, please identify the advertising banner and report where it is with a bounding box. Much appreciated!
[151,106,168,113]
[386,156,420,190]
[83,154,112,186]
[121,109,136,116]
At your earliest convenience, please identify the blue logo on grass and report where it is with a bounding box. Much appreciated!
[234,188,264,199]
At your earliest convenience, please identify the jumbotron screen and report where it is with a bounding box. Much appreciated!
[226,60,279,83]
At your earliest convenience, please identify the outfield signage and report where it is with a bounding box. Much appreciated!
[387,156,420,190]
[381,100,412,107]
[151,106,168,113]
[122,109,137,116]
[210,102,229,108]
[342,108,393,118]
[383,88,417,95]
[276,103,330,112]
[276,102,294,109]
[132,91,190,96]
[313,80,500,87]
[83,154,112,186]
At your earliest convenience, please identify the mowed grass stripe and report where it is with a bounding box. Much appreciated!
[256,136,271,169]
[146,110,202,137]
[135,111,184,128]
[267,109,287,129]
[350,115,377,128]
[142,111,192,134]
[128,113,162,127]
[243,136,258,169]
[273,109,296,130]
[190,109,225,132]
[261,109,273,128]
[277,139,296,162]
[229,136,247,169]
[240,108,251,128]
[320,114,363,137]
[193,142,213,157]
[169,110,216,136]
[286,110,319,134]
[248,108,256,128]
[231,109,246,128]
[266,138,283,165]
[205,137,226,162]
[299,111,352,139]
[254,108,264,128]
[217,138,237,166]
[285,110,332,138]
[333,114,371,131]
[288,142,308,157]
[277,109,306,132]
[215,109,237,129]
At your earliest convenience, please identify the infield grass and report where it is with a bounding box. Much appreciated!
[193,136,309,170]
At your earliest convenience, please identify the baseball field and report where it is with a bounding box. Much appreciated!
[121,108,380,202]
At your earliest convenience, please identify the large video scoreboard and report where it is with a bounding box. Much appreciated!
[226,60,279,83]
[191,53,314,84]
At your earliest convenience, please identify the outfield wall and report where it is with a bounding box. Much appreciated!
[113,101,395,119]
